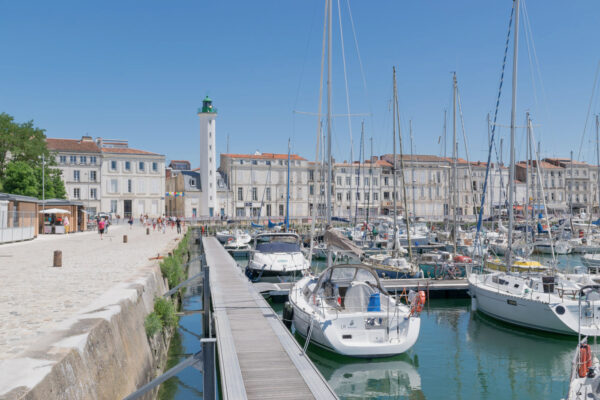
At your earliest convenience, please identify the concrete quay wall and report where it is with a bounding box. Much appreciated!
[1,261,170,400]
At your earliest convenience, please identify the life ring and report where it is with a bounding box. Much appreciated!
[579,344,592,378]
[410,290,426,315]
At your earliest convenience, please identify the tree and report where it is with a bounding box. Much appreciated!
[0,113,49,180]
[2,161,39,197]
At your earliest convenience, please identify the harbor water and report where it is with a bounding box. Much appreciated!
[161,251,590,399]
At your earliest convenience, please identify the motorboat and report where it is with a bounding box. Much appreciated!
[468,273,600,336]
[564,286,600,400]
[534,239,572,255]
[246,232,310,282]
[216,228,251,245]
[418,251,470,279]
[289,264,425,357]
[483,257,551,274]
[582,254,600,268]
[223,235,251,251]
[364,256,424,279]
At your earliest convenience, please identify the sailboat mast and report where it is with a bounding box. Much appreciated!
[452,72,458,255]
[367,128,372,225]
[410,120,416,221]
[507,0,520,271]
[396,87,413,261]
[285,138,290,231]
[525,112,530,242]
[392,67,399,256]
[596,115,600,216]
[326,0,332,227]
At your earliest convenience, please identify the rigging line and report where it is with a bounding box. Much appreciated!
[337,0,355,169]
[474,1,515,259]
[345,0,375,135]
[578,60,600,161]
[292,0,321,112]
[522,0,552,142]
[521,1,540,119]
[456,85,477,209]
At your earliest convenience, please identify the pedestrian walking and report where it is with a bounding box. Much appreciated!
[63,215,70,235]
[98,218,105,240]
[128,216,134,229]
[176,217,182,234]
[152,219,157,231]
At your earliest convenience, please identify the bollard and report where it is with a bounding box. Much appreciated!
[53,250,62,267]
[146,227,150,235]
[123,235,128,243]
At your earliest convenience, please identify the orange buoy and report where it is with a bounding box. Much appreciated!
[579,344,591,378]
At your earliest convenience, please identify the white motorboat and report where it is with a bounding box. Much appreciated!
[534,239,572,255]
[564,286,600,400]
[223,236,251,251]
[582,254,600,268]
[289,264,425,357]
[246,232,310,282]
[468,273,600,336]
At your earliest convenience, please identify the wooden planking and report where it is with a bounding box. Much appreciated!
[203,237,337,400]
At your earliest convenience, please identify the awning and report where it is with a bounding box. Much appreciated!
[39,208,71,214]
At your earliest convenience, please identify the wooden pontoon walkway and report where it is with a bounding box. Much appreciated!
[203,237,338,400]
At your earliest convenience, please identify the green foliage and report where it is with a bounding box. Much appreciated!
[2,161,39,197]
[154,297,178,329]
[160,256,184,289]
[144,312,163,337]
[157,330,183,400]
[0,113,50,180]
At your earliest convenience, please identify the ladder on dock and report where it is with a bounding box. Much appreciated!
[203,237,337,400]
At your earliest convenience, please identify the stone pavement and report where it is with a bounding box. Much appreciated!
[0,222,182,361]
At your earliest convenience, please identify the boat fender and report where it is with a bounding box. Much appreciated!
[282,301,294,329]
[579,344,592,378]
[410,290,426,315]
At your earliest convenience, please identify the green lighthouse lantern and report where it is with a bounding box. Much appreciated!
[201,96,215,113]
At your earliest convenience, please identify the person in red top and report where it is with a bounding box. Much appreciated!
[98,218,105,240]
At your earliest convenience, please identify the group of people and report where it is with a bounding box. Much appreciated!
[95,214,184,239]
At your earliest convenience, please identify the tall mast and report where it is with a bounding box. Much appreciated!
[396,82,413,261]
[392,67,399,257]
[506,0,520,270]
[444,109,449,231]
[285,138,290,231]
[525,112,530,243]
[488,113,493,227]
[410,120,416,221]
[596,115,600,216]
[367,129,373,225]
[325,0,333,267]
[452,72,458,255]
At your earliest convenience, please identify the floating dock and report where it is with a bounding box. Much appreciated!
[203,237,338,400]
[255,278,469,300]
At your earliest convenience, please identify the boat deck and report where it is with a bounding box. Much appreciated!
[203,237,337,400]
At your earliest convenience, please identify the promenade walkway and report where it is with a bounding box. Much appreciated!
[0,223,180,361]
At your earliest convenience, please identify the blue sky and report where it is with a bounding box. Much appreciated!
[1,1,599,167]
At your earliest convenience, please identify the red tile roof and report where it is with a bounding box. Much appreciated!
[516,160,562,169]
[46,138,101,153]
[222,153,307,161]
[101,147,159,155]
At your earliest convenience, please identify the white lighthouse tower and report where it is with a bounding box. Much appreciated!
[198,96,217,217]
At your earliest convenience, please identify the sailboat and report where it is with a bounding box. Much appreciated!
[290,0,424,358]
[467,0,600,336]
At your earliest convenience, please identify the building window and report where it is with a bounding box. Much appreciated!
[374,192,379,201]
[356,177,360,186]
[252,187,258,201]
[279,204,284,216]
[236,207,245,217]
[266,187,271,201]
[346,177,351,186]
[73,170,80,182]
[384,192,390,200]
[125,161,131,171]
[90,156,97,164]
[309,170,314,181]
[266,204,272,216]
[110,200,118,213]
[110,179,118,193]
[346,192,351,201]
[90,171,97,182]
[251,160,257,165]
[70,155,77,164]
[127,179,133,193]
[110,160,117,170]
[266,161,271,166]
[356,192,360,201]
[373,178,378,186]
[59,156,66,164]
[336,176,342,185]
[365,193,370,201]
[90,188,97,199]
[384,177,389,186]
[364,178,369,186]
[152,162,158,172]
[73,188,80,199]
[139,162,145,171]
[238,187,243,201]
[309,185,314,196]
[337,193,342,201]
[80,156,87,164]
